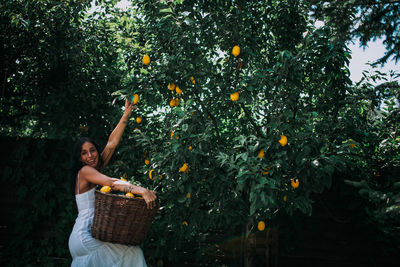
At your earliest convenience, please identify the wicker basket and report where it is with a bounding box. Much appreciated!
[91,190,159,246]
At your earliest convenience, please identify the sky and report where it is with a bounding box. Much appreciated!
[348,39,398,82]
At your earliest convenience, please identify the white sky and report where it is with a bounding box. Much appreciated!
[348,38,398,82]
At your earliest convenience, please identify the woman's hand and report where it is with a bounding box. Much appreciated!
[140,189,157,209]
[111,179,158,209]
[123,98,135,118]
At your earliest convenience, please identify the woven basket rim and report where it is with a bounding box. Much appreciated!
[94,189,160,209]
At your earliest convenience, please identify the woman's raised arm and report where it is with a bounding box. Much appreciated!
[101,98,134,168]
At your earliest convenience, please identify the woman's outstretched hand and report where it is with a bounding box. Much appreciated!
[123,98,135,118]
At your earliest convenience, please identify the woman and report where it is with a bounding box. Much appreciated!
[68,99,157,267]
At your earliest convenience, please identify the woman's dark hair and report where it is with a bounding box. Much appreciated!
[70,137,104,193]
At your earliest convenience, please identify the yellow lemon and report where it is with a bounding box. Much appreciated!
[188,146,192,150]
[186,193,191,199]
[145,159,150,165]
[149,169,155,180]
[100,186,111,193]
[232,45,240,57]
[121,178,127,182]
[258,149,265,159]
[174,98,180,106]
[176,86,182,94]
[190,76,196,84]
[142,54,150,65]
[283,195,287,201]
[262,166,270,175]
[278,135,288,147]
[230,91,239,101]
[257,221,265,231]
[179,163,189,173]
[182,221,188,226]
[168,82,175,91]
[136,116,142,124]
[170,130,174,139]
[132,94,139,104]
[125,192,134,198]
[291,178,300,189]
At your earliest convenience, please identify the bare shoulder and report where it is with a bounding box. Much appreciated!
[80,165,99,178]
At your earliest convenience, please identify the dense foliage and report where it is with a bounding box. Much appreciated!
[1,0,398,265]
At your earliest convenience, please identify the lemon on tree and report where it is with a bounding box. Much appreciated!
[291,178,300,189]
[232,45,240,57]
[258,149,265,159]
[142,54,150,65]
[279,135,288,147]
[258,221,266,231]
[136,116,142,124]
[168,82,175,91]
[230,91,239,101]
[175,86,183,95]
[179,163,189,173]
[149,169,155,180]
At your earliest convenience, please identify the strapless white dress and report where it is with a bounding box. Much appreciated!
[68,187,147,267]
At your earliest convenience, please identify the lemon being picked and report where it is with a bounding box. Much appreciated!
[100,186,111,193]
[130,94,139,104]
[232,45,240,57]
[142,54,150,65]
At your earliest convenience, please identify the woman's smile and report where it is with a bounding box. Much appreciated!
[80,142,99,168]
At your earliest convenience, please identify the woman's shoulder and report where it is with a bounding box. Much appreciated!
[80,165,99,176]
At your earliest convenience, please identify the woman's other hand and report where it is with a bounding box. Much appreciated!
[111,179,157,209]
[141,189,157,209]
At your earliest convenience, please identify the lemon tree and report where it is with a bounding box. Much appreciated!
[106,0,376,263]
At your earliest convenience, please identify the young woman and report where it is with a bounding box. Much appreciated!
[68,99,157,267]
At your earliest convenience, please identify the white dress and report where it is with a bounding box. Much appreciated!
[68,184,147,267]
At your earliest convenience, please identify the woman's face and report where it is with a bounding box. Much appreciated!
[80,141,99,168]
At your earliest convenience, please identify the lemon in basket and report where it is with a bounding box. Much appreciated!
[100,185,111,193]
[126,192,134,198]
